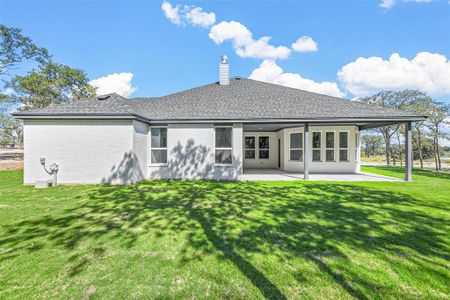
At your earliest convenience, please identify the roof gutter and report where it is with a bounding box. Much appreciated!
[12,114,426,124]
[148,116,427,124]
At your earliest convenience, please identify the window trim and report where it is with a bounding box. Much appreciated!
[244,136,256,160]
[355,131,360,163]
[339,130,350,162]
[214,126,233,166]
[149,126,168,166]
[325,131,336,162]
[289,132,303,162]
[312,131,322,162]
[258,136,270,160]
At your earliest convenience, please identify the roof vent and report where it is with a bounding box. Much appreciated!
[219,55,229,85]
[97,95,111,101]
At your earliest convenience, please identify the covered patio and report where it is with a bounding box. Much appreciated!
[242,120,417,182]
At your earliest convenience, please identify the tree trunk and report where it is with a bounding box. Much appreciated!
[433,136,439,171]
[436,137,442,171]
[385,139,391,165]
[418,130,424,169]
[392,144,396,166]
[397,131,403,166]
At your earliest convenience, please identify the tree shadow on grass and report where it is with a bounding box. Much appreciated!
[1,180,449,298]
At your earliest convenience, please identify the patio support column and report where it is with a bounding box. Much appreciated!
[405,121,413,182]
[304,123,309,180]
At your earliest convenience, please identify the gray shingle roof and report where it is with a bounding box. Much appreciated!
[14,93,137,115]
[13,78,425,122]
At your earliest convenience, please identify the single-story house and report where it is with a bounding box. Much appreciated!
[13,57,425,184]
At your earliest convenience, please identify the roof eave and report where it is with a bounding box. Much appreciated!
[148,116,427,124]
[12,113,150,123]
[12,114,426,125]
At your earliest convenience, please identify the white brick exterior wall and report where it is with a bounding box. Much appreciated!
[23,119,146,184]
[22,120,360,184]
[148,123,243,180]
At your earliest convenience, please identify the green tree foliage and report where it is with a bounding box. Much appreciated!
[359,90,449,171]
[0,24,96,146]
[361,134,383,158]
[0,114,22,145]
[0,24,50,74]
[8,61,96,110]
[407,96,434,168]
[358,90,428,165]
[426,101,449,171]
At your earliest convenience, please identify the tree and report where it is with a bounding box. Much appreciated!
[407,96,434,168]
[361,134,383,158]
[7,61,96,110]
[0,24,49,75]
[0,113,22,145]
[426,101,449,171]
[359,91,408,165]
[359,90,433,166]
[0,25,97,146]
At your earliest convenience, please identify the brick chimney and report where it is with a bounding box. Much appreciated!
[219,55,229,85]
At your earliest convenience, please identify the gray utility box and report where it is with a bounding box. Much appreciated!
[35,180,53,189]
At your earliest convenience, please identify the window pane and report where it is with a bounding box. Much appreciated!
[313,150,321,162]
[259,136,269,149]
[290,150,303,161]
[215,128,232,148]
[245,150,255,159]
[339,150,348,162]
[290,133,302,149]
[245,137,255,149]
[326,132,334,148]
[259,150,269,159]
[313,132,321,148]
[326,150,335,162]
[215,149,232,164]
[339,132,348,148]
[151,128,167,148]
[151,150,167,163]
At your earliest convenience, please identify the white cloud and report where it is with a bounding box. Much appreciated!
[161,1,215,28]
[380,0,396,8]
[291,36,318,52]
[90,72,137,97]
[380,0,435,9]
[185,6,216,28]
[209,21,291,60]
[250,60,344,97]
[338,52,450,98]
[161,1,181,25]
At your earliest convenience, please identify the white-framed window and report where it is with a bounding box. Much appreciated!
[289,132,303,161]
[150,127,168,164]
[258,136,270,159]
[312,132,322,162]
[215,127,233,164]
[339,131,349,162]
[325,132,335,162]
[244,136,256,159]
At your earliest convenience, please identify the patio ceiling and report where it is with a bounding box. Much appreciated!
[243,120,409,132]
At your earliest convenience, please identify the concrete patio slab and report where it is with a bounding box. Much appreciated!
[241,169,400,182]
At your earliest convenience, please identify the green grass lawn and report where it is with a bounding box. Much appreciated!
[0,167,449,299]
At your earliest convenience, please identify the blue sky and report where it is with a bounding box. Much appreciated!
[1,0,449,102]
